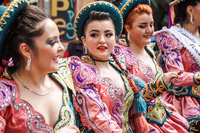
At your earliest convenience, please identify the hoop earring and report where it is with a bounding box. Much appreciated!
[25,56,31,71]
[190,15,194,24]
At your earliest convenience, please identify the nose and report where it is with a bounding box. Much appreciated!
[99,35,106,43]
[146,26,151,34]
[146,25,154,34]
[58,42,65,51]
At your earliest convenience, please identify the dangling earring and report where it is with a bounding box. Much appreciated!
[127,32,130,41]
[190,15,194,24]
[84,47,88,54]
[25,56,31,71]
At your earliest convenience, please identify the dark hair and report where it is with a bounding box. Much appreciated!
[3,5,49,69]
[82,10,115,37]
[67,40,83,58]
[174,0,200,23]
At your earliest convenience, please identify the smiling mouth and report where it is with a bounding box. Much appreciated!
[53,56,60,61]
[97,46,107,51]
[144,34,151,38]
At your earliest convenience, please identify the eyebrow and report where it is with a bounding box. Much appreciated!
[89,30,113,33]
[89,30,99,33]
[46,36,58,43]
[139,21,154,24]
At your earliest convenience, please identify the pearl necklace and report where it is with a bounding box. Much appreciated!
[15,72,52,96]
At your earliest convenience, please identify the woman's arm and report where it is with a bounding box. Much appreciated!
[154,30,200,86]
[74,85,122,133]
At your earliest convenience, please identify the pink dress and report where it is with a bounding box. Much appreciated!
[67,53,134,133]
[154,27,200,123]
[118,35,189,133]
[0,58,77,132]
[67,45,176,133]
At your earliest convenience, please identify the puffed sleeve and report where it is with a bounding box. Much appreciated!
[0,116,6,132]
[68,56,122,133]
[0,79,14,132]
[154,28,200,87]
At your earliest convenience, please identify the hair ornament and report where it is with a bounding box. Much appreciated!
[170,0,185,6]
[28,0,38,5]
[168,0,185,27]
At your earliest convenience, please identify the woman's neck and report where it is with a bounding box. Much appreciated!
[182,22,200,38]
[129,40,146,58]
[95,61,110,69]
[14,67,49,89]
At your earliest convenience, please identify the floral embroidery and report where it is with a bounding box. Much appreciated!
[194,72,200,85]
[148,97,167,126]
[70,51,134,132]
[118,38,170,126]
[68,56,100,88]
[156,30,200,98]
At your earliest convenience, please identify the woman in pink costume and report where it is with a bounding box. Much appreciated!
[0,0,79,132]
[118,0,190,132]
[68,1,146,132]
[66,1,181,132]
[154,0,200,131]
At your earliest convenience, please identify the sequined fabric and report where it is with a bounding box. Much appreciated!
[0,58,76,132]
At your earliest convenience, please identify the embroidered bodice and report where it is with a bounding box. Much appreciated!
[0,58,76,132]
[118,36,171,126]
[154,27,200,98]
[67,46,135,133]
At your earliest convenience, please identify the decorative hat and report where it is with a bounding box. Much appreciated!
[28,0,38,5]
[74,1,123,42]
[119,0,150,22]
[0,0,38,62]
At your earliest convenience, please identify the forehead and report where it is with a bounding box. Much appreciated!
[86,20,115,32]
[35,19,59,42]
[40,19,59,37]
[133,13,153,23]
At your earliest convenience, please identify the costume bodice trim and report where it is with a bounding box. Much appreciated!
[0,58,76,132]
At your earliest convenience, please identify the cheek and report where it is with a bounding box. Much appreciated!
[84,40,98,53]
[131,31,141,39]
[46,47,57,58]
[151,28,154,34]
[107,41,115,52]
[131,28,142,36]
[85,39,96,49]
[107,37,116,46]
